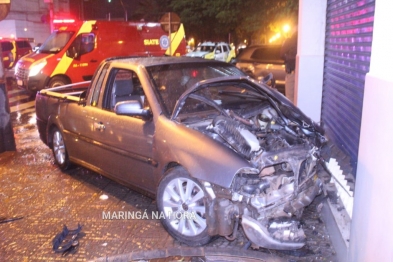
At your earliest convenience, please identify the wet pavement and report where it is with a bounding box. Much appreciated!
[0,101,338,261]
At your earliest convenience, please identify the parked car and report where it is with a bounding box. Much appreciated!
[185,42,236,63]
[36,56,328,250]
[1,38,32,69]
[236,45,286,92]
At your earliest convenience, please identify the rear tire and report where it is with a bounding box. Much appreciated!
[157,166,211,246]
[48,76,69,89]
[51,127,71,170]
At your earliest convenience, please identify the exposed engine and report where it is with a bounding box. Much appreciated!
[186,101,324,250]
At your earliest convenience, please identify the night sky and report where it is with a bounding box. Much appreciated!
[69,0,139,21]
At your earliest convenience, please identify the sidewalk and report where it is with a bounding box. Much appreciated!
[0,109,338,261]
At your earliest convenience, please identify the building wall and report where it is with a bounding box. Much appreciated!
[349,0,393,261]
[296,0,326,122]
[0,0,70,46]
[298,0,393,261]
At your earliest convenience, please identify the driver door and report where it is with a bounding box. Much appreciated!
[214,45,225,61]
[86,67,156,193]
[66,33,98,82]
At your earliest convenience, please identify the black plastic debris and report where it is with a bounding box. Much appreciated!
[52,224,82,255]
[0,216,23,224]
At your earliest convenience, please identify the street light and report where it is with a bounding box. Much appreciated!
[188,37,194,47]
[283,24,290,33]
[283,24,291,38]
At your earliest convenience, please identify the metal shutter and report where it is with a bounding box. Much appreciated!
[322,0,375,177]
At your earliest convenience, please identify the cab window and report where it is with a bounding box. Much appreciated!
[103,68,147,112]
[1,42,13,52]
[80,33,95,54]
[90,63,110,107]
[67,33,95,58]
[16,40,31,49]
[40,31,73,53]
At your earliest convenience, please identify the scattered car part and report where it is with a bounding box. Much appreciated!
[0,216,23,224]
[62,240,79,257]
[52,224,82,254]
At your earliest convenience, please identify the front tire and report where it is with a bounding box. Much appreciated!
[48,76,69,89]
[51,128,71,170]
[157,166,211,246]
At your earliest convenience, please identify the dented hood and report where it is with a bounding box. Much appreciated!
[171,76,324,135]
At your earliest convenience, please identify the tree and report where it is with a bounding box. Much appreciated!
[133,0,172,21]
[170,0,218,42]
[133,0,298,45]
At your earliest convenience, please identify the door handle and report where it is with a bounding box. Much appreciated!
[90,59,98,63]
[94,122,105,132]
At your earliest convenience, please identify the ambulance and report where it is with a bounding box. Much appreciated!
[15,19,187,91]
[1,38,32,70]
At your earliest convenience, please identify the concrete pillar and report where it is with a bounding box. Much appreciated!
[296,0,326,122]
[349,1,393,261]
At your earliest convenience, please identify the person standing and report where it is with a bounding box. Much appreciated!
[280,28,298,103]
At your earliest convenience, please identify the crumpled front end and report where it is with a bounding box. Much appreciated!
[173,77,327,250]
[237,145,322,250]
[198,113,324,250]
[204,143,322,250]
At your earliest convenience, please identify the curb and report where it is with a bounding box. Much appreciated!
[91,246,286,262]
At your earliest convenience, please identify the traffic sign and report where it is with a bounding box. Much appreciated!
[0,1,10,21]
[159,12,181,33]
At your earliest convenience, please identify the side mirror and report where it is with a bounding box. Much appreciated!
[66,46,79,59]
[79,90,87,99]
[114,100,152,120]
[261,73,273,82]
[78,90,87,106]
[258,73,276,89]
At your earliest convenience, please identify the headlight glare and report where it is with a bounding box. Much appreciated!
[29,60,47,77]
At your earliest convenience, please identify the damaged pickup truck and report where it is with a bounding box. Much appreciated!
[35,56,327,250]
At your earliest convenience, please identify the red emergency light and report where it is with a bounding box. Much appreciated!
[53,19,75,24]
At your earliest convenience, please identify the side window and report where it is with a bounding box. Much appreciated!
[222,45,228,53]
[67,33,95,58]
[216,45,222,53]
[18,41,32,49]
[80,33,95,54]
[104,68,146,111]
[1,42,13,52]
[90,63,110,107]
[16,41,26,48]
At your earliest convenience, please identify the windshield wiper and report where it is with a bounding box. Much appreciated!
[218,89,267,100]
[188,94,230,117]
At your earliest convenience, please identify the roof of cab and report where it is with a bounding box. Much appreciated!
[106,56,228,67]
